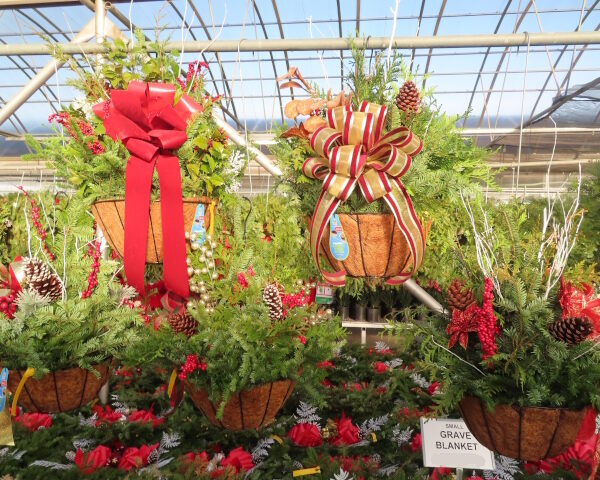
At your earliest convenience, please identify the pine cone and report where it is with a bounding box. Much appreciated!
[446,279,476,313]
[168,311,198,338]
[549,317,593,345]
[263,283,284,322]
[24,258,62,301]
[395,81,420,114]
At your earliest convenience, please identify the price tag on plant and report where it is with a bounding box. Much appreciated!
[0,368,14,446]
[315,282,334,304]
[190,204,206,248]
[328,214,349,261]
[420,418,495,470]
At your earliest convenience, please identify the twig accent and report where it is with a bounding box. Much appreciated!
[430,336,486,376]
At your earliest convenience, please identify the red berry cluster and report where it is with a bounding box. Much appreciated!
[48,112,104,155]
[81,241,102,299]
[178,354,207,381]
[18,188,54,260]
[309,109,322,117]
[88,140,105,155]
[185,61,209,89]
[282,291,313,309]
[476,278,500,360]
[0,290,17,319]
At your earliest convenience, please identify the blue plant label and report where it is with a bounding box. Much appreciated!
[329,214,349,261]
[190,204,206,248]
[0,368,7,413]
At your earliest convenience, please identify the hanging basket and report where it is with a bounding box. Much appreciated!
[91,197,214,264]
[185,379,296,431]
[458,396,587,461]
[316,213,413,278]
[6,364,109,413]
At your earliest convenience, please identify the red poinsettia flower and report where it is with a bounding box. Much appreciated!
[92,405,123,426]
[288,423,323,447]
[74,445,112,475]
[446,303,479,349]
[410,433,422,453]
[183,451,210,463]
[331,413,360,446]
[118,443,158,471]
[16,412,52,431]
[428,381,441,395]
[373,361,388,374]
[219,447,254,472]
[431,467,453,479]
[128,408,164,428]
[317,360,334,369]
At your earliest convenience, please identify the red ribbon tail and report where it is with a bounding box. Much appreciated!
[156,155,189,298]
[124,156,154,295]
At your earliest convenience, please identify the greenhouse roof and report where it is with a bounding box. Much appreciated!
[0,0,599,194]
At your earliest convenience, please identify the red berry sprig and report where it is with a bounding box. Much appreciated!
[178,354,207,381]
[477,278,500,360]
[81,240,102,299]
[0,290,17,319]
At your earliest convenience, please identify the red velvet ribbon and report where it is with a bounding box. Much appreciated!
[93,81,203,298]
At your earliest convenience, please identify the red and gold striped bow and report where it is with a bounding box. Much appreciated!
[301,101,425,286]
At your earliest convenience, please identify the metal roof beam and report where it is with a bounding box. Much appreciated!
[4,31,600,55]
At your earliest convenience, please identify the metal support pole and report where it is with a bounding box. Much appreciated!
[2,30,600,56]
[95,0,105,64]
[403,279,447,315]
[212,113,283,177]
[0,17,122,128]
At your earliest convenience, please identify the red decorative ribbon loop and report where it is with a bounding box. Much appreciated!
[94,81,203,298]
[302,101,424,286]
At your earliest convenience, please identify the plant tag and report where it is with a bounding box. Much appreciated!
[190,204,206,248]
[0,368,14,446]
[420,418,495,470]
[329,214,349,261]
[0,368,6,413]
[315,282,334,305]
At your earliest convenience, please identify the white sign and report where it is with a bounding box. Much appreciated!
[420,418,496,470]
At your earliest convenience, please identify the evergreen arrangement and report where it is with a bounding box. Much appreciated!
[0,193,140,376]
[269,39,497,302]
[123,196,345,417]
[389,201,600,412]
[23,30,247,202]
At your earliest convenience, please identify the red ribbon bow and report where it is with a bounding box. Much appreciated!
[94,81,203,298]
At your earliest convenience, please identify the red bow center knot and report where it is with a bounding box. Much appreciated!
[93,81,203,298]
[301,101,425,286]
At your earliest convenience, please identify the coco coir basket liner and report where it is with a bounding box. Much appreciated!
[318,213,412,278]
[91,197,214,264]
[186,379,296,431]
[7,364,109,413]
[459,395,587,461]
